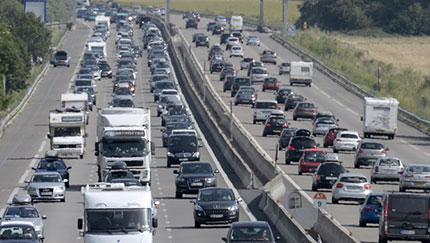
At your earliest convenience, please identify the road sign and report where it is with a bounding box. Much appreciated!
[287,25,296,37]
[313,192,326,209]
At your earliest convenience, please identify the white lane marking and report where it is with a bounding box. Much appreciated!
[425,152,430,157]
[37,140,47,153]
[7,188,20,203]
[19,170,30,184]
[29,156,39,168]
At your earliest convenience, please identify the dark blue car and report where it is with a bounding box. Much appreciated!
[33,158,71,187]
[359,193,382,226]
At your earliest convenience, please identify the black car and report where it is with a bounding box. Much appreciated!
[212,25,224,35]
[220,33,232,45]
[379,192,430,243]
[33,152,72,187]
[311,162,346,191]
[285,136,317,164]
[284,94,306,111]
[262,116,289,137]
[186,18,198,29]
[195,35,209,48]
[166,134,200,167]
[222,221,279,243]
[275,88,293,104]
[98,62,113,78]
[191,187,240,228]
[219,67,236,81]
[231,77,252,97]
[208,45,223,60]
[192,33,205,42]
[161,122,192,147]
[210,60,224,74]
[174,161,218,198]
[278,128,298,150]
[138,16,151,28]
[223,76,236,92]
[207,22,216,32]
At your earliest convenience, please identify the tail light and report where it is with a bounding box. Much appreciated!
[357,140,361,143]
[400,168,404,174]
[384,203,388,220]
[336,139,341,142]
[404,174,414,178]
[336,183,343,188]
[358,149,363,153]
[381,149,386,154]
[364,205,371,210]
[364,184,371,190]
[375,166,379,173]
[266,123,271,127]
[296,108,302,111]
[288,146,295,150]
[315,124,319,127]
[282,124,288,128]
[316,175,320,181]
[281,137,285,140]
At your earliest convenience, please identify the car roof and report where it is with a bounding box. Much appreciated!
[255,99,277,103]
[303,148,325,152]
[180,161,211,166]
[232,221,270,227]
[33,171,62,176]
[360,139,384,144]
[339,173,367,178]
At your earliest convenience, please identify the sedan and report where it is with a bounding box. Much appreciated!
[223,76,235,92]
[219,67,236,81]
[311,162,347,191]
[174,161,218,198]
[359,193,382,227]
[370,157,404,183]
[292,102,318,120]
[234,89,256,106]
[312,117,337,136]
[284,94,306,111]
[229,45,244,58]
[262,77,279,92]
[25,172,67,202]
[191,187,241,228]
[399,164,430,192]
[332,173,372,204]
[262,116,289,137]
[246,36,261,46]
[333,131,361,153]
[275,88,293,104]
[278,128,298,150]
[278,62,290,75]
[249,67,268,83]
[354,140,388,168]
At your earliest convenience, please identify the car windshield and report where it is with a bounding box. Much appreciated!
[361,143,384,149]
[86,209,152,233]
[198,189,234,202]
[319,164,345,174]
[181,163,212,174]
[169,136,197,147]
[304,151,326,163]
[53,127,81,137]
[256,102,277,109]
[0,225,38,240]
[339,133,358,139]
[317,118,335,124]
[229,226,272,242]
[407,165,430,173]
[379,158,401,166]
[115,89,132,96]
[102,139,147,157]
[5,207,39,218]
[252,68,266,74]
[32,174,62,183]
[340,176,367,183]
[37,160,67,170]
[389,197,427,221]
[106,171,134,181]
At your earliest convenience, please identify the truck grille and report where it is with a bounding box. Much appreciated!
[124,160,144,167]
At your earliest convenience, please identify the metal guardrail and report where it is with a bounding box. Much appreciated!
[270,33,430,134]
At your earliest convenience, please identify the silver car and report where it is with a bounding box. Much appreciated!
[312,117,337,136]
[399,164,430,192]
[333,131,361,153]
[246,36,260,46]
[278,62,290,75]
[332,173,372,204]
[240,57,254,70]
[354,140,388,168]
[234,88,256,106]
[2,194,47,239]
[25,172,66,202]
[249,67,268,83]
[370,157,404,183]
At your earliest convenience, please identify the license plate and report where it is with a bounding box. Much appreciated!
[376,129,385,132]
[326,177,337,180]
[40,192,52,196]
[416,182,425,186]
[274,130,281,133]
[179,158,188,161]
[400,230,415,235]
[191,182,203,186]
[210,214,224,218]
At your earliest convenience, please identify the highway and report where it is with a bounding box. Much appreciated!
[172,13,430,243]
[0,17,257,243]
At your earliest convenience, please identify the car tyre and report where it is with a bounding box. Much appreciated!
[262,133,267,137]
[285,158,290,165]
[354,162,360,168]
[194,221,201,228]
[61,197,65,203]
[253,119,256,125]
[167,161,171,168]
[378,235,388,243]
[309,83,312,87]
[333,148,338,153]
[80,154,84,159]
[323,143,328,148]
[290,83,293,86]
[399,186,406,192]
[175,190,182,199]
[359,219,366,227]
[293,116,297,121]
[311,184,317,191]
[298,170,302,175]
[331,197,338,204]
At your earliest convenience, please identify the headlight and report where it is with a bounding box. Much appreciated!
[206,177,215,183]
[194,204,203,211]
[158,105,163,109]
[228,204,239,211]
[107,70,112,74]
[28,187,37,193]
[163,133,169,137]
[177,177,185,182]
[193,152,200,157]
[33,223,42,232]
[167,152,174,157]
[54,187,64,192]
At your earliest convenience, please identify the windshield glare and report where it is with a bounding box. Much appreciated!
[198,189,234,202]
[102,140,147,157]
[53,127,81,137]
[0,226,38,240]
[86,209,151,233]
[230,226,272,242]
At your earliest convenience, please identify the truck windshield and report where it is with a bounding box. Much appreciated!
[102,139,147,157]
[54,127,81,137]
[86,208,151,233]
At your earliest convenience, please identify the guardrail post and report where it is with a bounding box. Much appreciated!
[230,100,233,142]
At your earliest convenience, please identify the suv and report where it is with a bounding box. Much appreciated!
[253,100,278,124]
[186,18,198,29]
[231,77,251,97]
[285,136,317,164]
[279,62,290,75]
[354,140,388,168]
[174,161,218,198]
[311,162,347,191]
[379,192,430,243]
[166,134,200,167]
[195,35,209,48]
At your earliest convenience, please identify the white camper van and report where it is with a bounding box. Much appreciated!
[362,97,399,139]
[289,61,313,87]
[229,16,243,32]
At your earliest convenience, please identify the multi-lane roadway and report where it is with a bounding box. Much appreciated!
[173,13,430,243]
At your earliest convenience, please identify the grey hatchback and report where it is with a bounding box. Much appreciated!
[222,221,280,242]
[292,102,318,120]
[354,140,388,168]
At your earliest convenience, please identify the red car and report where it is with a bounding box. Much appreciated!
[262,77,279,92]
[298,149,327,175]
[323,127,348,147]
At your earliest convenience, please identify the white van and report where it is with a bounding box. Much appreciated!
[230,16,243,32]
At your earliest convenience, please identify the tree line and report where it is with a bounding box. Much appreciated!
[296,0,430,35]
[0,0,51,94]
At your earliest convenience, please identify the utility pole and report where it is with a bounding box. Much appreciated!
[258,0,264,32]
[165,0,170,28]
[282,0,288,36]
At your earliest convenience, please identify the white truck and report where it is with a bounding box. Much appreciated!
[95,108,154,185]
[87,41,107,59]
[361,97,399,139]
[229,15,243,32]
[77,183,159,243]
[95,16,110,29]
[289,61,313,87]
[48,108,86,159]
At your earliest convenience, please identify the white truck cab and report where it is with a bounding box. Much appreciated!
[78,183,159,243]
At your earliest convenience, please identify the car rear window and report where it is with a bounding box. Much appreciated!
[291,137,315,148]
[235,78,251,85]
[265,78,277,83]
[340,133,359,139]
[299,103,315,108]
[317,118,335,124]
[319,164,345,174]
[407,165,430,173]
[340,176,367,183]
[361,142,384,149]
[256,102,277,109]
[304,151,326,163]
[379,158,401,166]
[389,197,428,221]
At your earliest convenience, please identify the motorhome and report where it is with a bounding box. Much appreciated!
[95,108,154,185]
[289,61,313,87]
[95,16,110,29]
[87,41,107,59]
[78,183,159,243]
[61,93,90,123]
[362,97,399,139]
[229,16,243,32]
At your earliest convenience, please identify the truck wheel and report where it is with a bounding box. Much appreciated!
[378,235,387,243]
[308,83,312,87]
[80,154,83,159]
[290,83,293,86]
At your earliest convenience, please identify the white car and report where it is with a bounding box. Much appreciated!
[240,57,254,70]
[332,173,372,204]
[249,67,268,83]
[226,37,240,50]
[229,45,244,58]
[333,131,361,153]
[370,157,404,183]
[246,36,260,46]
[312,117,337,136]
[279,62,291,75]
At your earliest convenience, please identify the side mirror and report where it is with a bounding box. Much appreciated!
[67,166,72,170]
[214,169,219,173]
[63,179,69,183]
[275,236,281,241]
[360,116,364,121]
[24,180,30,184]
[173,170,179,174]
[190,199,196,204]
[152,218,158,228]
[222,237,228,242]
[47,134,52,139]
[336,119,340,122]
[42,215,47,220]
[160,129,164,132]
[237,197,243,203]
[77,218,83,230]
[32,167,36,171]
[151,141,156,155]
[385,147,389,151]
